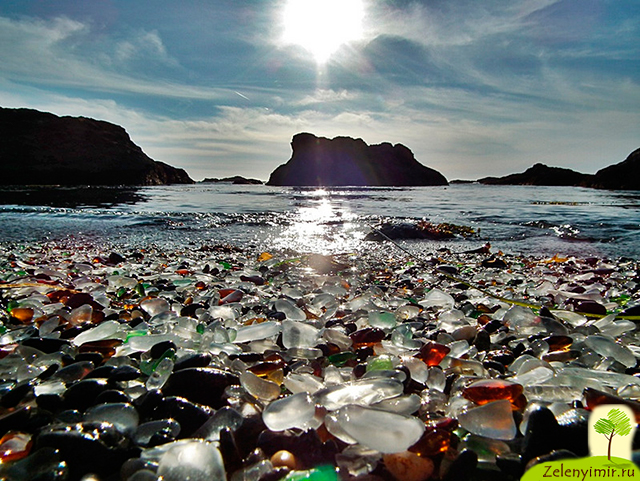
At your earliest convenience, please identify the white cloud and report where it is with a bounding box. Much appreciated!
[0,15,223,100]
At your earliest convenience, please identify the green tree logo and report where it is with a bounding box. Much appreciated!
[593,408,633,461]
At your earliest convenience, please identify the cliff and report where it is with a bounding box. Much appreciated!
[0,107,193,185]
[589,148,640,190]
[267,133,448,187]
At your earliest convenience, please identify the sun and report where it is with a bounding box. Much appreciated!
[282,0,364,63]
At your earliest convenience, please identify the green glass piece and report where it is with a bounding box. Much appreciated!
[6,300,19,313]
[284,465,338,481]
[219,261,232,270]
[134,283,146,297]
[116,287,127,299]
[366,355,394,372]
[327,351,356,367]
[196,323,205,335]
[172,278,193,287]
[0,325,6,335]
[124,330,148,343]
[139,359,154,376]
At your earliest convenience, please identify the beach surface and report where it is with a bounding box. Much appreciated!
[0,238,639,480]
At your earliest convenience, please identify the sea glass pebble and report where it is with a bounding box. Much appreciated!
[458,399,517,440]
[84,402,140,437]
[314,378,404,410]
[333,405,425,453]
[157,440,226,481]
[262,392,316,431]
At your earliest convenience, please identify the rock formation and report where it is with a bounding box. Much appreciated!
[478,163,591,186]
[267,133,448,186]
[201,176,263,185]
[589,148,640,190]
[0,107,193,185]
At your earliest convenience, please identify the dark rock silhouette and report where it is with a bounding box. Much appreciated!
[267,133,448,186]
[0,107,193,185]
[478,163,592,186]
[477,148,640,190]
[201,176,263,185]
[589,148,640,190]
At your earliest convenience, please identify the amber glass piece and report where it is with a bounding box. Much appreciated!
[462,379,524,410]
[409,428,452,457]
[266,368,284,385]
[0,431,32,463]
[249,359,286,377]
[78,339,122,360]
[271,450,298,470]
[349,328,386,348]
[47,289,74,303]
[584,387,640,423]
[543,335,573,352]
[219,289,243,305]
[542,350,580,363]
[476,314,492,325]
[415,342,451,367]
[10,308,34,324]
[258,252,273,262]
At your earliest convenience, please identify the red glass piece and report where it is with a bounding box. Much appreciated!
[219,289,243,305]
[584,387,640,423]
[0,431,32,463]
[416,342,451,367]
[462,379,524,410]
[349,328,386,348]
[409,428,452,457]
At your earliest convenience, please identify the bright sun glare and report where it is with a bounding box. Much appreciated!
[282,0,364,63]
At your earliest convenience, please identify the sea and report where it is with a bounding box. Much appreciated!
[0,183,638,260]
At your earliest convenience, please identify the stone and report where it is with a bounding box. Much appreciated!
[34,422,133,479]
[266,133,448,187]
[383,451,435,481]
[162,367,239,409]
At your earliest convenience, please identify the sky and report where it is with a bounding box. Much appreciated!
[0,0,638,182]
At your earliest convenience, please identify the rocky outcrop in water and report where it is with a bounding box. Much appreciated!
[0,107,193,185]
[478,163,591,186]
[477,148,640,190]
[267,133,448,186]
[201,176,263,185]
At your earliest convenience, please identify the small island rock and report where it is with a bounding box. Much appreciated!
[0,107,193,185]
[201,176,263,185]
[267,133,448,186]
[478,163,591,186]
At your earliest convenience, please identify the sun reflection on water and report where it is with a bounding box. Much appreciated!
[273,189,365,254]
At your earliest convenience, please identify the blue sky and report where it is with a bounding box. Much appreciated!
[0,0,638,181]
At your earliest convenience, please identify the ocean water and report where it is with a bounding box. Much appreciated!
[0,183,638,260]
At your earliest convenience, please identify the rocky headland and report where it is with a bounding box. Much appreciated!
[201,176,263,185]
[477,148,640,190]
[267,133,448,187]
[0,107,193,186]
